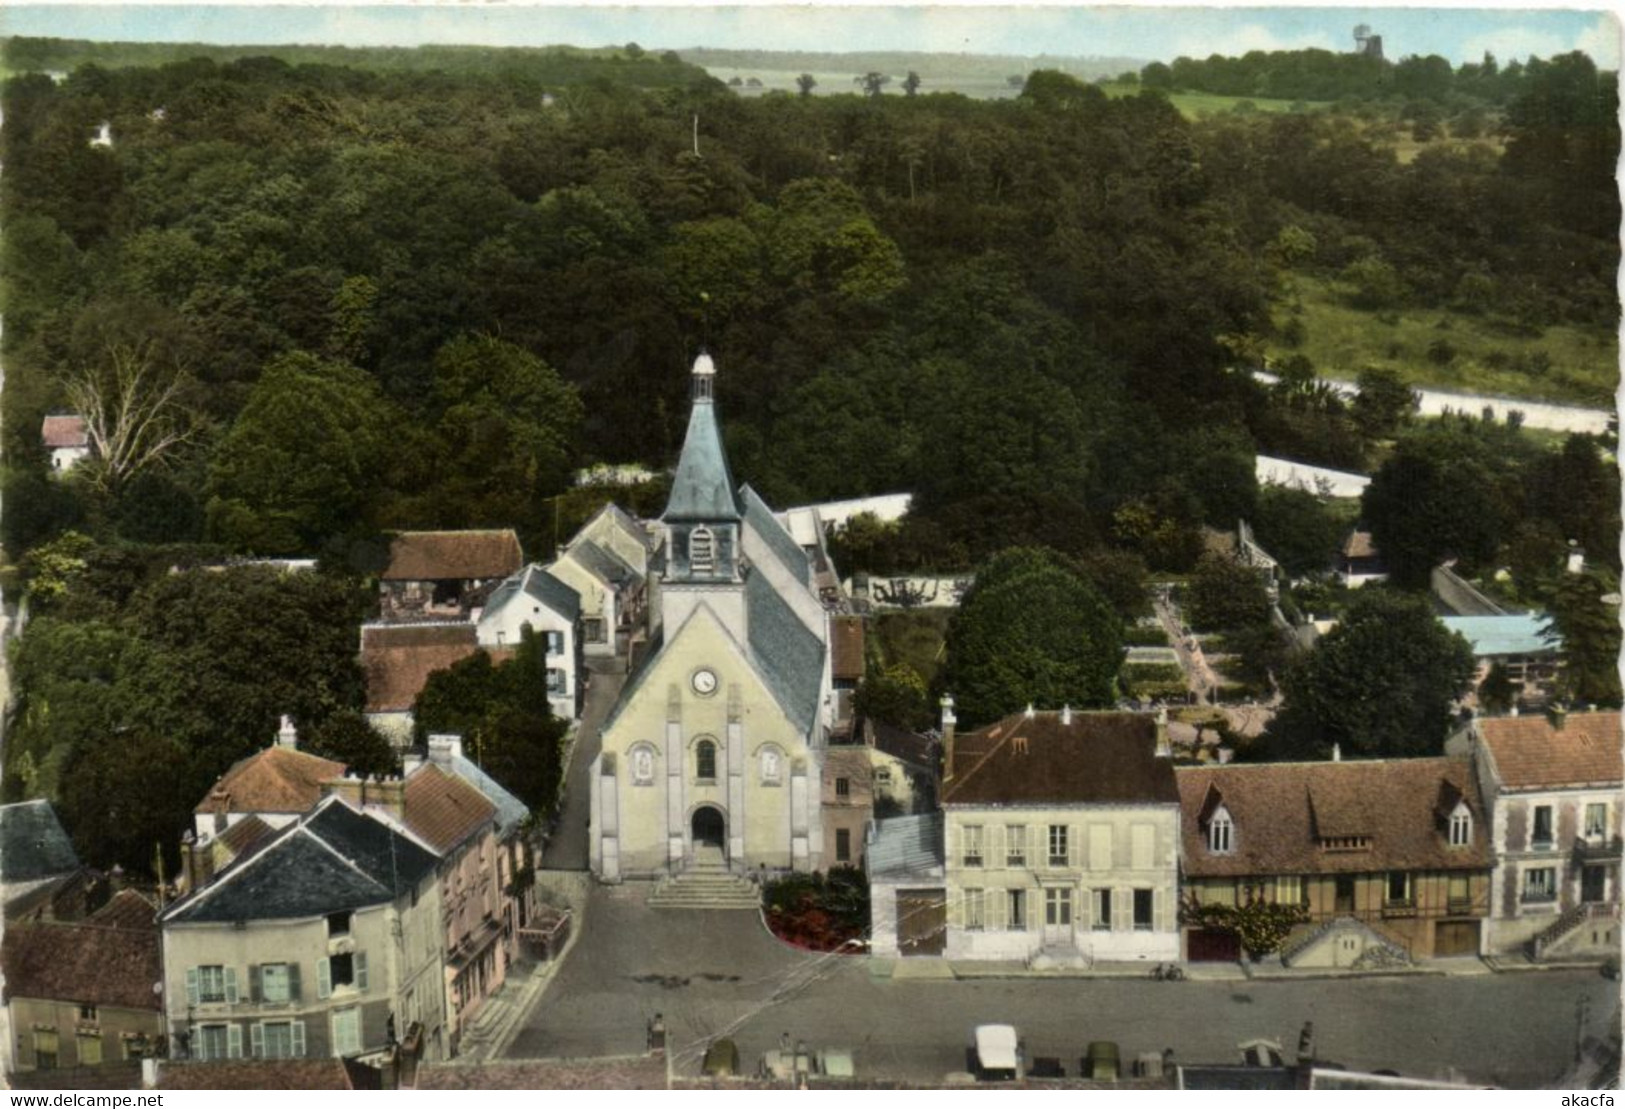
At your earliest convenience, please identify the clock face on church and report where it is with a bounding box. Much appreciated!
[691,668,718,696]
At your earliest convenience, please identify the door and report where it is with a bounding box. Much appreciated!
[1043,887,1074,945]
[1433,920,1481,957]
[691,806,726,849]
[897,889,946,956]
[1188,928,1242,962]
[1334,876,1355,914]
[1582,865,1608,903]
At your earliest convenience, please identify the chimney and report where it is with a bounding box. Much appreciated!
[1547,703,1568,731]
[428,734,465,764]
[1567,541,1585,575]
[402,751,425,777]
[939,694,957,783]
[179,833,199,892]
[1154,708,1172,759]
[1024,703,1035,720]
[324,772,364,809]
[276,714,298,749]
[1509,703,1519,717]
[1331,742,1342,762]
[1216,747,1234,765]
[1061,704,1072,726]
[109,862,127,893]
[362,776,407,821]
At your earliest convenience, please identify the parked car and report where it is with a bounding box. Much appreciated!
[1081,1040,1122,1080]
[969,1024,1024,1081]
[702,1038,740,1077]
[760,1043,855,1081]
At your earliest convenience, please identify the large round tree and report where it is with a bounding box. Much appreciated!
[941,547,1124,726]
[1265,589,1476,760]
[1361,426,1503,589]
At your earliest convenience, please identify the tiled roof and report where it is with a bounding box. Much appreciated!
[433,753,529,839]
[41,413,89,449]
[3,919,161,1010]
[418,1056,669,1090]
[1176,757,1491,878]
[870,720,936,770]
[664,388,741,522]
[745,570,825,735]
[404,764,496,854]
[0,800,80,883]
[163,798,437,924]
[86,888,158,929]
[194,745,347,816]
[1440,614,1556,658]
[830,616,865,681]
[360,622,481,713]
[868,812,945,878]
[942,712,1178,807]
[741,484,811,586]
[158,1060,355,1090]
[382,529,523,582]
[1479,711,1622,791]
[1342,529,1378,559]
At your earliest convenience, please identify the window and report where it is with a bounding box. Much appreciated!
[77,1032,103,1067]
[327,912,351,937]
[330,953,355,989]
[190,965,236,1005]
[318,953,367,998]
[1092,888,1112,931]
[331,1008,362,1057]
[1276,875,1303,906]
[254,1021,303,1060]
[964,888,985,931]
[1523,867,1558,904]
[546,668,566,694]
[875,767,892,784]
[689,526,715,573]
[78,1004,98,1022]
[1209,809,1234,854]
[1386,872,1412,905]
[194,1024,239,1062]
[1133,889,1154,931]
[1449,805,1472,847]
[583,618,605,644]
[34,1028,59,1069]
[1448,873,1471,910]
[1007,825,1027,867]
[696,740,717,781]
[544,630,565,655]
[1048,825,1069,867]
[1586,803,1609,840]
[1008,889,1027,931]
[1045,888,1073,927]
[835,777,851,798]
[835,829,851,863]
[1532,805,1555,849]
[259,963,292,1003]
[962,824,984,867]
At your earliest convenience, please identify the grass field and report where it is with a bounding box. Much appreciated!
[1271,276,1618,407]
[872,609,952,685]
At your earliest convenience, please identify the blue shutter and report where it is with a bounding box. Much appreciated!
[317,958,331,999]
[226,1025,243,1060]
[224,967,239,1004]
[185,968,199,1006]
[250,1024,264,1059]
[291,1021,306,1058]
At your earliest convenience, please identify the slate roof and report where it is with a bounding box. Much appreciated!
[664,391,741,522]
[360,622,481,713]
[158,1060,357,1090]
[163,798,437,925]
[830,615,865,681]
[745,569,826,735]
[216,814,276,856]
[583,501,655,554]
[1440,614,1557,658]
[382,529,523,582]
[485,563,582,624]
[194,746,347,816]
[1479,710,1622,791]
[1175,757,1491,878]
[870,720,937,771]
[0,800,80,883]
[868,813,945,879]
[403,763,496,854]
[564,538,642,590]
[41,413,89,449]
[3,918,161,1010]
[433,752,529,839]
[942,712,1178,807]
[741,483,811,586]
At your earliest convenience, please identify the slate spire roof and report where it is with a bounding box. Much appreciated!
[0,800,80,884]
[664,354,741,523]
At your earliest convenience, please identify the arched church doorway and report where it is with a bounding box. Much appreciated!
[691,805,726,850]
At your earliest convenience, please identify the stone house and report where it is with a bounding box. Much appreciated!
[3,891,164,1074]
[475,563,583,722]
[190,718,345,849]
[866,812,947,957]
[1471,709,1621,958]
[547,539,646,659]
[378,530,524,623]
[939,705,1182,965]
[160,797,448,1065]
[41,413,91,473]
[1176,757,1493,964]
[822,746,873,869]
[359,623,491,747]
[866,720,938,818]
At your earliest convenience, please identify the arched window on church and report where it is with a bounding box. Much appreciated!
[689,526,715,573]
[695,739,717,781]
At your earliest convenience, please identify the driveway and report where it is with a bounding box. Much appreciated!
[509,883,1618,1089]
[542,656,626,871]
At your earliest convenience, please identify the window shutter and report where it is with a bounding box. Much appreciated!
[355,952,369,992]
[1069,825,1080,868]
[248,965,262,1003]
[1030,825,1040,865]
[988,887,1003,930]
[288,963,301,1002]
[226,1025,243,1060]
[317,958,332,1000]
[1154,886,1168,932]
[1077,889,1091,929]
[1114,888,1131,931]
[186,968,200,1007]
[291,1022,306,1059]
[989,825,1002,870]
[224,967,239,1004]
[250,1024,264,1059]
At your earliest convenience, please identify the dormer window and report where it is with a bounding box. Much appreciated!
[1448,802,1472,847]
[1208,807,1234,855]
[690,526,715,573]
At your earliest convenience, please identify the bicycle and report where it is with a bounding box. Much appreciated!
[1149,962,1185,981]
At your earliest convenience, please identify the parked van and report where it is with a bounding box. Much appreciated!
[969,1024,1025,1082]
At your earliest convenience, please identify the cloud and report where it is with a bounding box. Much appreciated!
[1168,23,1338,60]
[1460,15,1619,67]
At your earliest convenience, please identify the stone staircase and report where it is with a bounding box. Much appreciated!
[648,859,761,910]
[1530,902,1619,962]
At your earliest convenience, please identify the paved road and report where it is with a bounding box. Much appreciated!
[542,656,626,871]
[509,884,1617,1088]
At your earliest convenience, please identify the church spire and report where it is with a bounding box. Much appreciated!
[663,352,740,524]
[692,350,715,402]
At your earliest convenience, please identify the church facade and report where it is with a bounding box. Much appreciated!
[590,354,833,880]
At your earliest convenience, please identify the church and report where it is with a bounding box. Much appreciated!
[589,354,834,880]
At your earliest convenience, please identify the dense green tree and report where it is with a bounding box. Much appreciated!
[1250,486,1346,578]
[1265,590,1476,759]
[1478,661,1517,715]
[1186,553,1272,632]
[305,710,400,778]
[1362,426,1503,588]
[941,547,1124,725]
[1350,366,1417,442]
[1542,568,1623,708]
[854,662,933,732]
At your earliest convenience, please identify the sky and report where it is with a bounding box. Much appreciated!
[1,3,1618,69]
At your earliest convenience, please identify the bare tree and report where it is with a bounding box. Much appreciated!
[62,341,198,491]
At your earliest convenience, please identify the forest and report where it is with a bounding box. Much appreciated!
[0,39,1618,871]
